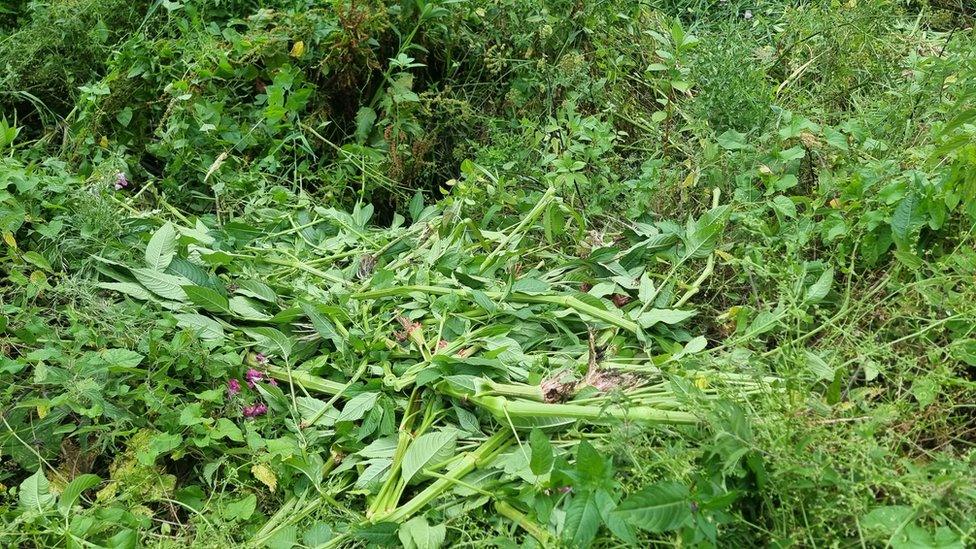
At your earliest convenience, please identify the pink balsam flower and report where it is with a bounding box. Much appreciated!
[227,378,242,396]
[242,403,268,418]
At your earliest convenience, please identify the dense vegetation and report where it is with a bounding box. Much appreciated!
[2,0,975,547]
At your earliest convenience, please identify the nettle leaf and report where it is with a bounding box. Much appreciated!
[398,516,447,549]
[529,428,554,475]
[19,468,56,513]
[175,313,225,342]
[99,348,144,369]
[575,441,609,484]
[562,490,602,548]
[804,267,834,304]
[401,430,458,485]
[58,473,101,513]
[183,285,230,313]
[613,482,691,532]
[132,268,190,301]
[145,222,177,271]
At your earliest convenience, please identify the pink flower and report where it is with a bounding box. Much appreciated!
[245,368,277,388]
[255,353,268,365]
[242,403,268,418]
[227,378,242,396]
[245,368,263,389]
[114,172,129,190]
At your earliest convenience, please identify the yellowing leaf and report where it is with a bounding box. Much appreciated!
[2,231,16,249]
[99,135,109,148]
[36,404,49,419]
[251,463,277,492]
[290,41,305,58]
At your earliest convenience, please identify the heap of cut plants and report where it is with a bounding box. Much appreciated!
[96,188,774,545]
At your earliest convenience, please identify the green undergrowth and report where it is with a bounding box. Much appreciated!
[2,0,976,547]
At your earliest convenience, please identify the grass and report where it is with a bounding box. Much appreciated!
[1,0,975,547]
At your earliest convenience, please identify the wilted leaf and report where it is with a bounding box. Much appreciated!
[251,463,277,492]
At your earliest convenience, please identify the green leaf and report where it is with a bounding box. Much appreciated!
[19,468,56,513]
[409,191,425,222]
[562,490,602,548]
[891,194,920,247]
[401,430,458,485]
[613,482,691,532]
[243,327,293,360]
[636,308,696,328]
[354,107,377,144]
[353,522,398,545]
[22,251,53,272]
[861,505,914,535]
[98,281,154,301]
[575,441,609,482]
[596,489,636,544]
[237,280,277,303]
[303,522,334,546]
[223,494,256,521]
[99,348,144,369]
[104,528,138,549]
[804,351,835,381]
[184,285,230,313]
[336,392,379,423]
[681,205,729,260]
[175,313,225,342]
[529,428,554,476]
[301,302,343,348]
[804,267,834,304]
[716,129,749,150]
[215,418,244,442]
[229,296,271,320]
[398,516,446,549]
[132,268,189,301]
[145,222,177,271]
[296,397,339,427]
[511,278,549,294]
[58,474,101,513]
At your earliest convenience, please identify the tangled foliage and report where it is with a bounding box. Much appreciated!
[1,1,976,547]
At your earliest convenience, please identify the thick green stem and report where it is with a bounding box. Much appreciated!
[376,430,513,524]
[495,501,554,545]
[266,366,347,395]
[352,286,638,334]
[479,187,557,273]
